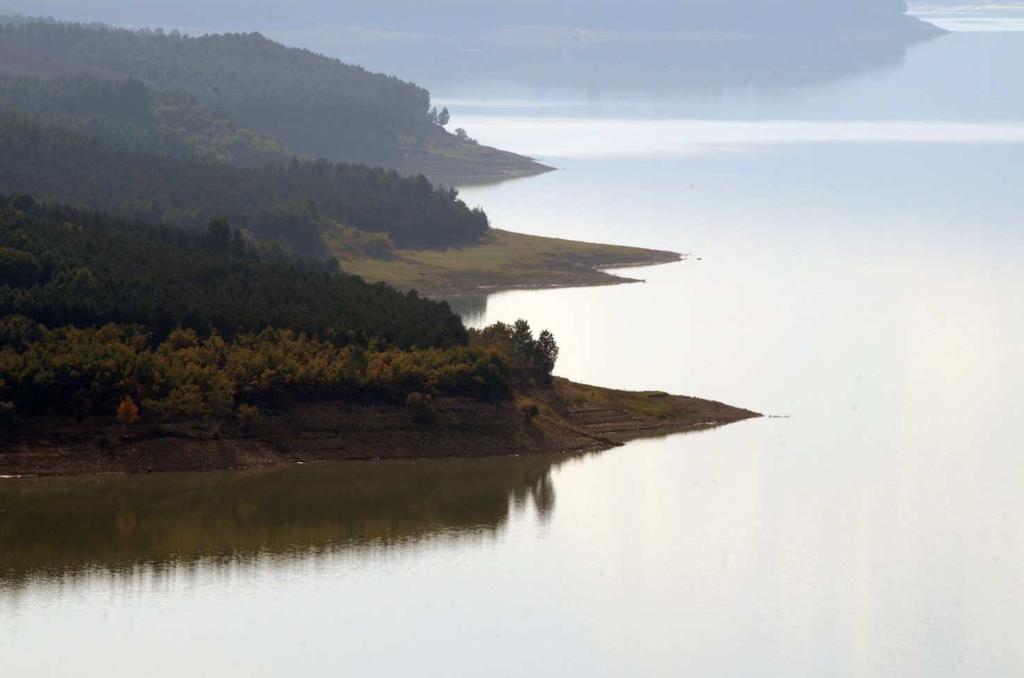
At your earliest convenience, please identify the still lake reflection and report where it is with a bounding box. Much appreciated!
[0,457,560,587]
[3,17,1024,678]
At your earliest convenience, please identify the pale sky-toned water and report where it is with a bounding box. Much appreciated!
[911,3,1024,31]
[2,15,1023,678]
[452,117,1024,158]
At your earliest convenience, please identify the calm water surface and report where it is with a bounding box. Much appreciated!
[3,20,1024,678]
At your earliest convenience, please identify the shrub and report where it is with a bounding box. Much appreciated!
[116,396,139,435]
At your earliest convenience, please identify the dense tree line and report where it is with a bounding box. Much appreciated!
[0,20,438,165]
[0,320,512,421]
[0,197,565,425]
[0,75,292,167]
[0,110,489,253]
[0,196,468,347]
[471,320,559,386]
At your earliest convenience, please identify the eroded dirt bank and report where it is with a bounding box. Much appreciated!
[0,379,760,477]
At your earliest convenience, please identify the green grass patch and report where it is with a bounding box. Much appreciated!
[331,228,682,296]
[557,380,678,418]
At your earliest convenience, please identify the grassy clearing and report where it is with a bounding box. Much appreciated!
[548,378,762,440]
[554,380,678,418]
[331,228,682,296]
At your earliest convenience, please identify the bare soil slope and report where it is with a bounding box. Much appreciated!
[0,378,760,477]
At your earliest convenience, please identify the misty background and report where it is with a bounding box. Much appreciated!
[0,1,934,33]
[0,0,956,106]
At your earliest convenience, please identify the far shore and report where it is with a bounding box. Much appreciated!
[0,378,760,478]
[399,139,556,186]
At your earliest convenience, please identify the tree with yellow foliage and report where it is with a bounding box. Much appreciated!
[117,396,139,437]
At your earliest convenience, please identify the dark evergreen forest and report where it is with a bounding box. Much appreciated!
[0,195,468,347]
[0,110,489,254]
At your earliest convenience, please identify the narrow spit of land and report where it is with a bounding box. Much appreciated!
[397,132,556,186]
[0,379,760,477]
[332,229,684,297]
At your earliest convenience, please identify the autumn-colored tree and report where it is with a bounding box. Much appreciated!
[117,396,139,436]
[0,318,514,422]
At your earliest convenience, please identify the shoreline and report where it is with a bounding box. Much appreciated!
[400,143,556,187]
[397,124,556,186]
[438,257,689,299]
[0,378,760,478]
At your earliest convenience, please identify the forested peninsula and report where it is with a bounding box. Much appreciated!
[0,197,758,476]
[0,16,756,476]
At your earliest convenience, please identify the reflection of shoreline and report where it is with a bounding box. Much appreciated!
[446,118,1024,161]
[0,455,565,589]
[0,380,760,586]
[445,294,490,325]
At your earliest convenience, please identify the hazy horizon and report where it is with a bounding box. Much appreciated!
[2,0,929,35]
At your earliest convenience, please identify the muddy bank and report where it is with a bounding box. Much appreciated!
[0,379,760,477]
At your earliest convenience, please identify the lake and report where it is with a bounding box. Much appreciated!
[2,14,1023,678]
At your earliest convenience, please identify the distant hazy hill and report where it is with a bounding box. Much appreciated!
[0,19,547,181]
[0,21,435,167]
[0,0,939,36]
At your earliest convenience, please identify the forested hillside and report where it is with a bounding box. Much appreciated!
[0,15,553,429]
[0,196,468,346]
[0,20,436,166]
[0,75,291,167]
[0,110,489,254]
[0,196,530,422]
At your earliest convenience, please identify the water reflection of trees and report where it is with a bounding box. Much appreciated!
[443,295,489,327]
[0,454,568,588]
